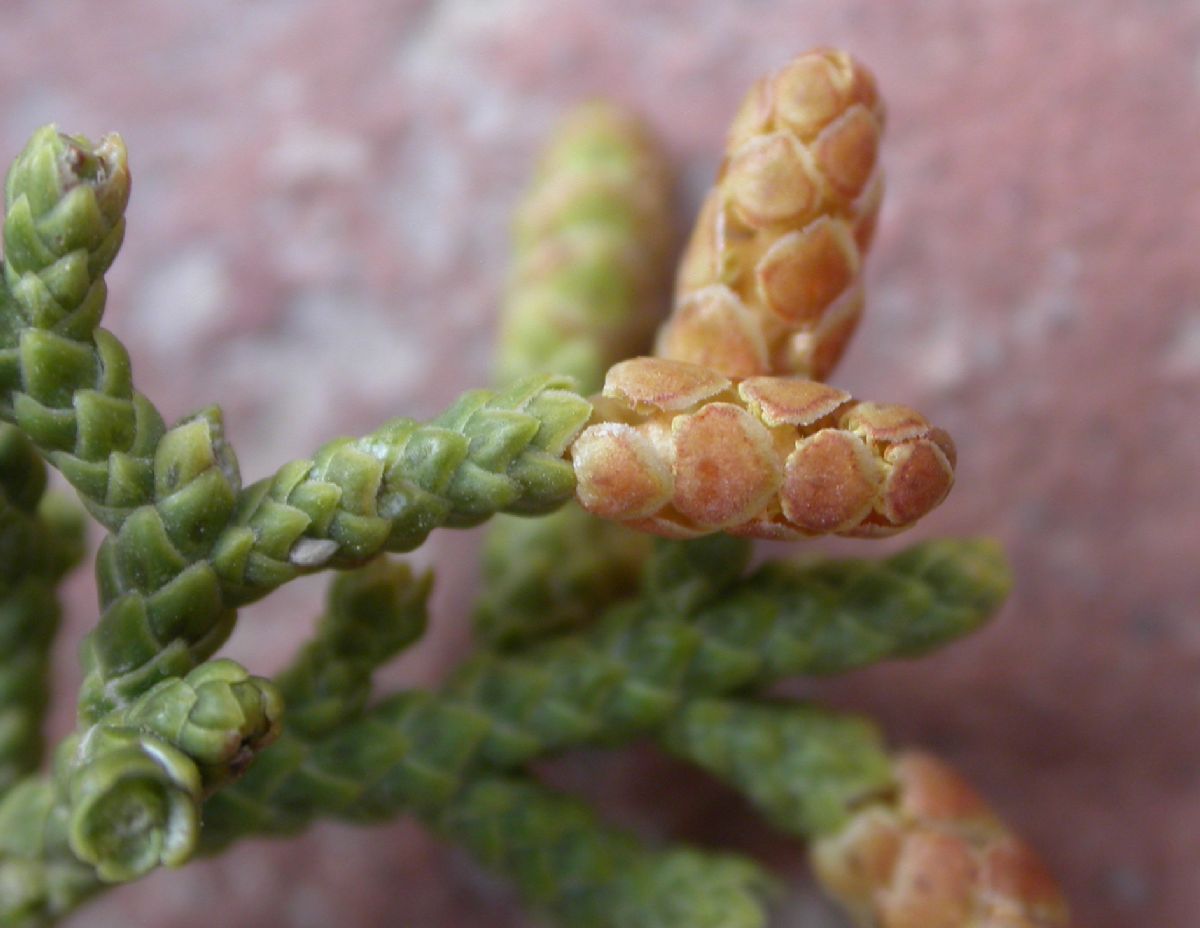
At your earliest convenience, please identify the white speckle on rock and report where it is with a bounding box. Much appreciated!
[913,315,971,391]
[209,287,431,477]
[393,0,535,86]
[1012,249,1080,348]
[222,850,276,902]
[256,69,306,113]
[383,131,467,270]
[1106,865,1150,906]
[285,885,341,928]
[133,248,232,356]
[264,123,370,186]
[1161,312,1200,379]
[971,323,1006,371]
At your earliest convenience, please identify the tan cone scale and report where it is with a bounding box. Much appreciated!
[569,358,955,540]
[659,48,885,381]
[571,50,958,540]
[812,753,1071,928]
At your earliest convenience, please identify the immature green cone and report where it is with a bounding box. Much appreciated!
[514,102,672,249]
[499,101,674,390]
[481,102,671,646]
[1,126,167,530]
[274,558,430,739]
[433,775,772,928]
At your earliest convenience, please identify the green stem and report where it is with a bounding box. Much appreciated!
[202,538,1006,841]
[2,128,594,721]
[661,698,896,840]
[213,374,590,605]
[0,425,85,796]
[80,376,590,720]
[273,558,431,740]
[433,775,772,928]
[1,127,162,531]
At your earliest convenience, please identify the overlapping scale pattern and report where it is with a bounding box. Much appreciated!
[571,357,955,539]
[813,753,1071,928]
[660,49,885,380]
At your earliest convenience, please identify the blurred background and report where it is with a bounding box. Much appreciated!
[1,1,1197,925]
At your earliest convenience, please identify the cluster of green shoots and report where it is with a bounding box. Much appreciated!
[0,50,1069,928]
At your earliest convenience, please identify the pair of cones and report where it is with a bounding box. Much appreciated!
[568,49,957,543]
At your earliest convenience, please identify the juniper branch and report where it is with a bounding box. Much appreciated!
[202,559,774,928]
[662,697,895,840]
[0,658,281,924]
[200,538,1007,845]
[210,554,686,923]
[0,425,85,795]
[2,128,595,717]
[433,775,772,928]
[1,127,162,531]
[199,558,432,847]
[662,698,1072,926]
[273,557,431,740]
[79,374,589,720]
[213,374,590,603]
[0,56,1024,928]
[445,537,1005,770]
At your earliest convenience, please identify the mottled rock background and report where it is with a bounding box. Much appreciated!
[1,1,1197,926]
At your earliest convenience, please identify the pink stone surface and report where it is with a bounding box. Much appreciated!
[1,1,1198,925]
